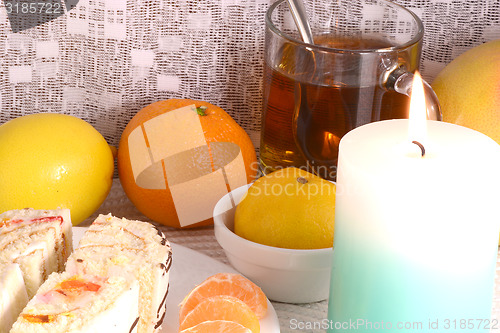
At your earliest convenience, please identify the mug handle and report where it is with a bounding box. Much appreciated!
[386,67,442,121]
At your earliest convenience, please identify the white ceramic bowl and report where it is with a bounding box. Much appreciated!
[213,184,333,303]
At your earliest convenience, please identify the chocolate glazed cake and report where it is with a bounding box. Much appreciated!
[64,214,173,333]
[10,272,140,333]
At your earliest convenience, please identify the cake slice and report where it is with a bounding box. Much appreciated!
[0,263,29,333]
[66,214,172,333]
[10,272,139,333]
[0,208,73,297]
[0,208,73,333]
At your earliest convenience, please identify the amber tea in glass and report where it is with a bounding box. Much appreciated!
[260,0,440,180]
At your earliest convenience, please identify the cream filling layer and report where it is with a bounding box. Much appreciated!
[80,281,139,333]
[65,252,171,332]
[0,263,29,333]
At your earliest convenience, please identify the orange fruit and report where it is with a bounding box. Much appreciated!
[179,295,260,333]
[179,273,267,321]
[179,320,252,333]
[117,99,258,228]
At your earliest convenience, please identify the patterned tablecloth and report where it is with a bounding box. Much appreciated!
[81,179,500,333]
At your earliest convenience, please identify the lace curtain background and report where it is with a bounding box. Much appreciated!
[0,0,498,151]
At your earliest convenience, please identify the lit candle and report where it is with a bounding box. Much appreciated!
[328,73,500,332]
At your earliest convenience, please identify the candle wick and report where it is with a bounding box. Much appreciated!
[412,140,426,157]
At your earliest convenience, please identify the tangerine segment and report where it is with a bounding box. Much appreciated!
[179,320,252,333]
[179,273,267,321]
[179,295,260,333]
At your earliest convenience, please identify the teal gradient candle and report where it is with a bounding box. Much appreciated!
[327,75,500,332]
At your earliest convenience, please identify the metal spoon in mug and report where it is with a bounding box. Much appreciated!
[287,0,327,177]
[287,0,314,44]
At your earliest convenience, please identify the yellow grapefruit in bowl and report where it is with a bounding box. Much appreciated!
[0,113,114,225]
[234,167,336,249]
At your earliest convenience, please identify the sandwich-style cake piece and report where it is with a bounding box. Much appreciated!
[66,214,172,333]
[0,208,72,333]
[10,272,139,333]
[0,208,73,296]
[0,263,29,333]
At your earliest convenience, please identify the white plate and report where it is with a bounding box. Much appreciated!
[73,227,280,333]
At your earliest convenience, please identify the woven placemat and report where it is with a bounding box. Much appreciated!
[82,179,500,333]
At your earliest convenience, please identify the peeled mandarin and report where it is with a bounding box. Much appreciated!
[179,273,267,322]
[179,320,252,333]
[179,295,260,333]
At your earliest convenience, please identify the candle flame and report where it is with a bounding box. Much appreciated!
[408,71,427,145]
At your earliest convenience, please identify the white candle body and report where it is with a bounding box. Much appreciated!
[328,120,500,332]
